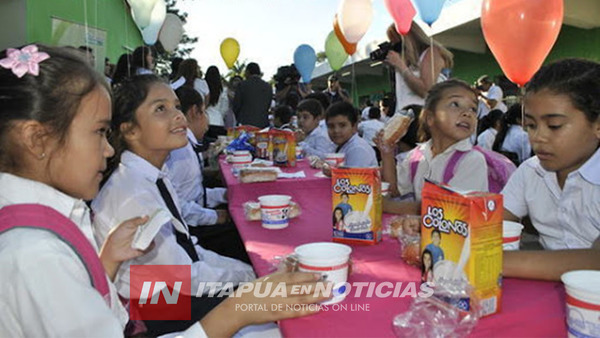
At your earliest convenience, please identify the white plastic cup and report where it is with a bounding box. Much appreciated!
[258,195,292,229]
[502,221,523,251]
[561,270,600,338]
[325,153,345,167]
[232,150,252,168]
[381,182,390,197]
[295,242,352,304]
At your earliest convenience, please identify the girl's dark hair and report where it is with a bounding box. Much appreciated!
[493,104,521,152]
[0,44,107,172]
[325,101,359,126]
[175,59,199,88]
[526,58,600,123]
[175,86,203,115]
[205,66,222,107]
[417,79,476,142]
[421,249,433,274]
[368,107,381,120]
[131,46,154,72]
[273,105,294,126]
[380,96,396,118]
[297,98,324,118]
[305,92,331,111]
[477,109,503,136]
[333,207,344,225]
[105,74,166,181]
[400,104,423,148]
[112,53,133,86]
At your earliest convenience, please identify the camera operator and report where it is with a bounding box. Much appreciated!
[274,65,310,108]
[383,23,453,112]
[323,74,351,105]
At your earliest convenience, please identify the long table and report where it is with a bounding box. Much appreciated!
[221,159,567,337]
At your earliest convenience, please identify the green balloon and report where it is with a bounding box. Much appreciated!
[325,31,348,71]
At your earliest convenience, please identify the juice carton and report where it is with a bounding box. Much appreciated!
[254,131,272,160]
[331,167,382,245]
[271,130,296,167]
[420,179,503,317]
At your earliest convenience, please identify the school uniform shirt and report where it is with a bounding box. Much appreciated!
[500,125,531,164]
[358,119,385,147]
[299,125,336,159]
[337,133,378,168]
[92,151,255,299]
[501,149,600,250]
[0,173,128,337]
[397,138,489,200]
[477,128,498,150]
[166,130,226,226]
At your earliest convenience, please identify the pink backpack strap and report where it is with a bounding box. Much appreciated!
[408,147,424,183]
[0,204,110,306]
[443,150,468,184]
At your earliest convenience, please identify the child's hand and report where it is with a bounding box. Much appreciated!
[216,209,230,224]
[99,215,152,280]
[374,129,394,156]
[322,163,332,177]
[295,130,305,143]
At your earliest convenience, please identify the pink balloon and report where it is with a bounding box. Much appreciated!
[384,0,416,35]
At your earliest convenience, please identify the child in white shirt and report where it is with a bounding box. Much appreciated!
[296,98,336,159]
[502,58,600,281]
[379,79,487,215]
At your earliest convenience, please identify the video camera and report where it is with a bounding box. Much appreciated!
[370,41,403,61]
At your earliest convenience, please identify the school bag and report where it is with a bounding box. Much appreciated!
[0,203,147,335]
[409,145,516,193]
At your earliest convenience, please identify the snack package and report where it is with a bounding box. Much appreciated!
[382,110,414,146]
[243,201,301,221]
[227,125,261,145]
[254,131,272,160]
[331,167,382,245]
[271,129,296,167]
[420,179,502,317]
[388,215,421,266]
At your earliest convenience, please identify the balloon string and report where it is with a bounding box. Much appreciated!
[430,36,434,86]
[83,0,89,52]
[124,1,130,77]
[352,61,356,104]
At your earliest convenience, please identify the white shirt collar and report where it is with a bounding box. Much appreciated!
[422,137,473,157]
[529,147,600,186]
[186,128,199,144]
[120,150,168,183]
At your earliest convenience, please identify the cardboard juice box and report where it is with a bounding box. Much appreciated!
[420,180,503,317]
[271,130,296,167]
[331,167,382,245]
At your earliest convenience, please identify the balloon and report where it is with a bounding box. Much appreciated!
[158,13,184,52]
[127,0,167,45]
[481,0,563,86]
[333,15,357,55]
[337,0,373,44]
[384,0,416,35]
[220,38,240,69]
[325,31,348,71]
[411,0,446,26]
[293,45,317,83]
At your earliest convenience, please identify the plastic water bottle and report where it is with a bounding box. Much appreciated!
[291,115,298,130]
[268,114,274,128]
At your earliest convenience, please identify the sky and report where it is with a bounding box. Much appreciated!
[176,0,396,80]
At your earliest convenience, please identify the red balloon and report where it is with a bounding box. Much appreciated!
[384,0,416,35]
[333,14,357,55]
[481,0,563,86]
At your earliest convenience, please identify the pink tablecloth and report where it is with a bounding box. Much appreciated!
[221,159,567,337]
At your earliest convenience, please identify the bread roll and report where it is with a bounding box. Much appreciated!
[239,168,278,183]
[382,113,412,146]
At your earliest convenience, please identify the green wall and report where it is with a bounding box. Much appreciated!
[452,25,600,84]
[26,0,143,63]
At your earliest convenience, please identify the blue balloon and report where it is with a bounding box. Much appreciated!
[293,44,316,84]
[411,0,447,26]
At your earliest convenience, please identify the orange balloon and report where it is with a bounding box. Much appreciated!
[333,14,357,55]
[481,0,563,86]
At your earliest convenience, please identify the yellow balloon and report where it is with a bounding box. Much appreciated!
[220,38,240,69]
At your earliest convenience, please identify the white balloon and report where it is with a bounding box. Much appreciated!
[127,0,166,45]
[338,0,373,44]
[159,13,184,52]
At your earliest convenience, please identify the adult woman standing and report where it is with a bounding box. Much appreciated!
[171,59,210,102]
[385,23,453,111]
[205,66,229,137]
[131,46,155,75]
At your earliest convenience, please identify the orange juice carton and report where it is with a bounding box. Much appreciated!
[228,126,261,145]
[420,179,503,317]
[271,130,296,167]
[331,167,382,245]
[254,131,272,160]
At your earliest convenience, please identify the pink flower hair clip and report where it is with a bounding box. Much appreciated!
[0,44,50,78]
